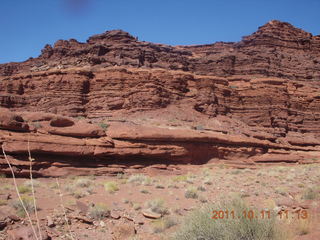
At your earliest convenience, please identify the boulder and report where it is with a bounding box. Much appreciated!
[0,108,29,132]
[7,226,50,240]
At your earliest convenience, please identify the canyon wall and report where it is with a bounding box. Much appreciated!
[0,20,319,176]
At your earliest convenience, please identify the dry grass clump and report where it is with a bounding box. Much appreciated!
[88,203,110,220]
[152,216,177,233]
[172,175,188,182]
[185,186,198,199]
[23,179,41,188]
[127,174,153,186]
[64,184,93,199]
[74,178,92,188]
[17,185,32,194]
[63,178,94,198]
[133,203,141,211]
[295,219,311,236]
[203,177,213,185]
[140,189,149,194]
[155,184,165,189]
[104,181,119,193]
[0,199,7,206]
[11,196,36,217]
[302,186,319,200]
[0,184,12,191]
[171,198,287,240]
[146,198,169,215]
[72,189,90,199]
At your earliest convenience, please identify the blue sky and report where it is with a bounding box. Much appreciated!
[1,0,319,63]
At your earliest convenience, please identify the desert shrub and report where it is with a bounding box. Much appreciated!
[65,181,93,198]
[64,184,76,193]
[140,189,149,194]
[116,173,125,179]
[0,199,7,206]
[0,184,12,191]
[31,121,42,129]
[49,182,59,189]
[99,122,109,130]
[76,116,86,120]
[155,184,165,189]
[133,203,141,211]
[295,219,311,236]
[168,183,179,189]
[203,177,213,185]
[172,175,188,182]
[173,173,196,184]
[199,195,208,203]
[23,179,41,188]
[274,187,287,196]
[231,169,242,174]
[74,178,92,188]
[197,185,206,192]
[127,174,153,186]
[11,196,35,217]
[171,198,286,240]
[18,185,31,194]
[302,187,319,200]
[72,189,89,199]
[128,237,141,240]
[104,181,119,193]
[146,199,169,215]
[88,203,110,220]
[152,217,177,233]
[201,167,211,177]
[185,187,198,199]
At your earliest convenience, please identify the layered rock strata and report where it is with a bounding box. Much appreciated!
[0,20,319,176]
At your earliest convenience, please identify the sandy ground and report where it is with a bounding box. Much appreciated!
[0,163,319,240]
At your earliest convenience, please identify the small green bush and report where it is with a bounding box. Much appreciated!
[99,122,109,130]
[171,198,286,240]
[18,185,31,194]
[104,181,119,193]
[11,196,35,217]
[172,175,188,182]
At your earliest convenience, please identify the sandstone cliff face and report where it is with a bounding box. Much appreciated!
[0,20,319,176]
[1,20,319,80]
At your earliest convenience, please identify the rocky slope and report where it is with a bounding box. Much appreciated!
[0,20,319,176]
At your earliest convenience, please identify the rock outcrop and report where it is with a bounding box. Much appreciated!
[0,20,319,176]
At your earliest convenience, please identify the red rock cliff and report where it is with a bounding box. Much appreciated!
[0,20,319,176]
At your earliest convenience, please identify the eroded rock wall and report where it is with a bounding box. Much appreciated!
[0,20,319,176]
